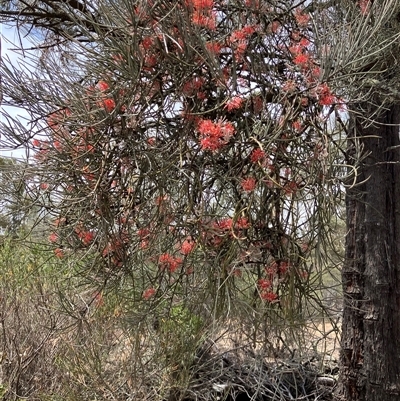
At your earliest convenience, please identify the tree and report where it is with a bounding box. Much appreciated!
[342,103,400,401]
[0,156,32,236]
[1,0,398,400]
[323,2,400,400]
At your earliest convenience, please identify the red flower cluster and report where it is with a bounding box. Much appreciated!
[141,36,154,50]
[79,230,95,245]
[205,41,222,55]
[158,253,183,273]
[225,96,243,112]
[250,148,266,163]
[95,79,116,112]
[292,120,303,132]
[258,278,272,290]
[317,83,336,106]
[293,53,311,68]
[258,278,278,302]
[54,248,64,258]
[197,118,235,151]
[142,287,156,300]
[74,224,95,245]
[294,9,310,27]
[182,77,205,97]
[228,25,257,61]
[358,0,371,15]
[101,98,116,113]
[260,291,278,302]
[235,217,249,229]
[189,0,214,10]
[180,238,196,255]
[47,108,71,132]
[229,25,257,43]
[241,177,257,192]
[102,236,126,268]
[49,232,58,243]
[97,80,109,91]
[192,13,216,30]
[213,217,233,231]
[188,0,216,30]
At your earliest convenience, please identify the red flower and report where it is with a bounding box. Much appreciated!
[190,0,214,10]
[294,9,310,27]
[299,269,309,280]
[205,41,222,55]
[229,26,256,43]
[258,278,272,290]
[142,36,154,50]
[53,141,62,151]
[289,44,302,56]
[54,248,64,258]
[299,38,310,47]
[245,0,260,7]
[140,240,149,249]
[49,232,58,243]
[235,217,249,229]
[284,180,298,196]
[293,53,310,68]
[80,231,94,245]
[144,54,157,68]
[358,0,370,15]
[265,261,278,277]
[147,137,156,146]
[241,177,257,192]
[182,77,205,97]
[225,96,243,112]
[260,291,278,302]
[278,261,290,275]
[158,253,183,273]
[180,238,196,255]
[216,218,233,231]
[102,237,124,257]
[142,287,156,300]
[282,80,297,93]
[191,12,216,30]
[250,148,265,163]
[196,92,206,101]
[54,217,66,227]
[269,20,280,33]
[292,120,303,132]
[47,108,71,130]
[317,83,336,106]
[102,98,116,112]
[97,80,109,91]
[233,41,247,61]
[197,119,235,151]
[137,227,150,239]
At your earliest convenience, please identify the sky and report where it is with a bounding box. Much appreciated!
[0,24,31,160]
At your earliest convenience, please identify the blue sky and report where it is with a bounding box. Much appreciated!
[1,24,31,159]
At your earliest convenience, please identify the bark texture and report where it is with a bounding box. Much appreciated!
[341,104,400,401]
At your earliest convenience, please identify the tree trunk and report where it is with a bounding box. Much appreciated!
[341,103,400,400]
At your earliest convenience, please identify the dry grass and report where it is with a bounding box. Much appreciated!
[0,239,342,400]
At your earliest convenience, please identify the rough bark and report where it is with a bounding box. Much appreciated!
[341,104,400,401]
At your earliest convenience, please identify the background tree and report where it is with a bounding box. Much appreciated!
[0,157,26,235]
